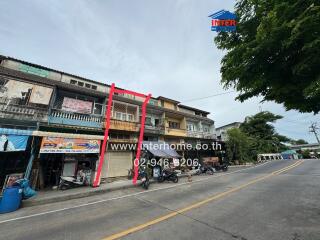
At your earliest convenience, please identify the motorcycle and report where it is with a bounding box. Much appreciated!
[200,164,215,175]
[158,168,179,183]
[59,170,88,190]
[214,163,229,172]
[138,166,150,190]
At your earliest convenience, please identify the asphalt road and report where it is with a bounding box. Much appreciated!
[0,159,319,240]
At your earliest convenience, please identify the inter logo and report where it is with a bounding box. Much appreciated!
[209,10,237,32]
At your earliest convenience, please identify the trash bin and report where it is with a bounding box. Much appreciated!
[0,186,22,214]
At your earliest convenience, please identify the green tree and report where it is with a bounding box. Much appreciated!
[295,139,309,144]
[240,111,289,154]
[214,0,320,113]
[225,128,253,163]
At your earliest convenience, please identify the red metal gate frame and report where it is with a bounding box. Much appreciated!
[93,83,151,187]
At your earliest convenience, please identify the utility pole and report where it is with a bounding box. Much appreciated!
[309,122,320,144]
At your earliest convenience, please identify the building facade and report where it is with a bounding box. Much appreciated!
[216,122,242,141]
[0,55,217,189]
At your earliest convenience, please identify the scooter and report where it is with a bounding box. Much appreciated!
[214,163,229,172]
[200,165,215,175]
[214,158,229,172]
[158,168,179,183]
[59,170,88,190]
[138,166,150,190]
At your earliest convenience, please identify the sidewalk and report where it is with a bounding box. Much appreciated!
[23,173,191,207]
[22,178,144,208]
[23,165,250,208]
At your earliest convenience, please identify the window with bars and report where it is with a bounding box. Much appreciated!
[111,101,138,122]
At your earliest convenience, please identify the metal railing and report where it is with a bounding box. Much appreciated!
[49,109,103,128]
[50,109,102,123]
[186,131,204,138]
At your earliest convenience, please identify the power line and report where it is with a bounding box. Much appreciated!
[181,90,235,103]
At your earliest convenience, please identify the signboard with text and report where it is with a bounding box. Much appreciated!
[40,137,100,154]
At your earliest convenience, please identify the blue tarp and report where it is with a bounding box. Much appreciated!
[0,134,29,152]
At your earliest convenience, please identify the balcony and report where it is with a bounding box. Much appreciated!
[0,97,48,122]
[109,138,137,143]
[109,119,139,132]
[187,131,204,138]
[203,132,216,139]
[48,109,103,128]
[165,127,187,137]
[144,124,165,135]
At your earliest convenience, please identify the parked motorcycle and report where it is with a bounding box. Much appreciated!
[200,165,215,175]
[158,168,179,183]
[59,170,88,190]
[214,163,229,172]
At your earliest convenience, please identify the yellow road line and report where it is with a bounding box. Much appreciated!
[102,160,303,240]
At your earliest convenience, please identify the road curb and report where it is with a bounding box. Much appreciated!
[22,165,251,208]
[22,174,189,208]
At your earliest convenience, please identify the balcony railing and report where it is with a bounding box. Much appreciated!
[165,127,187,137]
[187,131,204,138]
[49,109,102,128]
[203,132,216,139]
[144,124,165,134]
[109,119,139,132]
[0,97,48,122]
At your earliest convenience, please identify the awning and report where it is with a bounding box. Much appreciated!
[142,141,180,158]
[0,128,32,152]
[0,128,33,136]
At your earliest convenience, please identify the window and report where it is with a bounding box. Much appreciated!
[91,85,97,90]
[85,83,91,89]
[155,119,160,127]
[121,113,127,121]
[70,79,77,85]
[93,103,103,115]
[187,124,195,131]
[127,114,134,122]
[115,112,122,120]
[77,81,84,87]
[169,121,180,129]
[203,127,209,132]
[145,117,152,126]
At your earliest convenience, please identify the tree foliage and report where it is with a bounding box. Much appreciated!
[293,139,309,145]
[225,128,252,163]
[226,111,290,163]
[215,0,320,113]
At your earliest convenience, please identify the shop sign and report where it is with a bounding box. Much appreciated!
[62,97,93,114]
[19,63,50,78]
[40,137,100,153]
[0,134,29,152]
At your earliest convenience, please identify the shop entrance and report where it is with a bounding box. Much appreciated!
[40,154,63,188]
[40,153,98,189]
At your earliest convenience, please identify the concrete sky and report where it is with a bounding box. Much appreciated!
[0,0,319,142]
